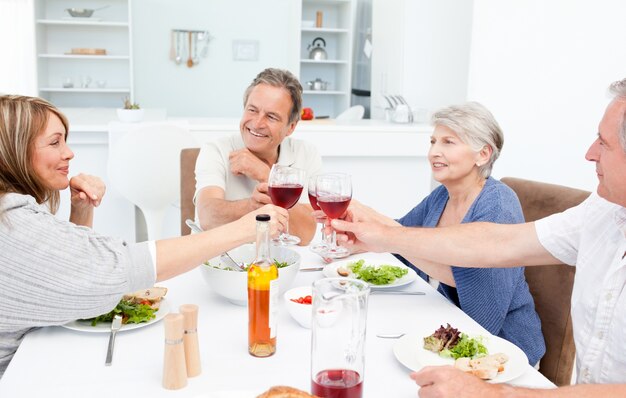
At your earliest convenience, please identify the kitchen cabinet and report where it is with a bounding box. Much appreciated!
[298,0,356,118]
[34,0,133,108]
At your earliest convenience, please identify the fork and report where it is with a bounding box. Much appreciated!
[105,314,122,366]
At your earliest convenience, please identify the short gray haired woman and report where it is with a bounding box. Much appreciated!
[431,101,504,178]
[334,101,546,365]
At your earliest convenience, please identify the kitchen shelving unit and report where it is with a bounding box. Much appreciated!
[34,0,133,108]
[299,0,356,118]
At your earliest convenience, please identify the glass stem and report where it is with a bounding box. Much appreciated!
[319,222,327,243]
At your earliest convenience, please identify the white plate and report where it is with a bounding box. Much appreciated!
[61,299,170,333]
[322,259,417,289]
[392,331,528,383]
[194,391,261,398]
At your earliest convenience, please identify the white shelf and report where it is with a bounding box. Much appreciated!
[39,54,130,60]
[40,88,131,93]
[301,27,349,34]
[36,19,129,27]
[35,0,134,108]
[300,59,348,64]
[303,90,347,95]
[303,0,351,5]
[299,0,355,118]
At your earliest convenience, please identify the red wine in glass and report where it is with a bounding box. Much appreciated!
[311,369,363,398]
[317,195,351,220]
[308,192,321,211]
[268,184,303,209]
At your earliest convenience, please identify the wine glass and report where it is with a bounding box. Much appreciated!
[316,173,351,259]
[268,164,305,246]
[308,174,328,254]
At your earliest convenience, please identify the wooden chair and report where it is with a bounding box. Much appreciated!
[180,148,201,236]
[501,177,590,386]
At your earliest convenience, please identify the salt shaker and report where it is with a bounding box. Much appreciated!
[180,304,201,377]
[162,313,187,390]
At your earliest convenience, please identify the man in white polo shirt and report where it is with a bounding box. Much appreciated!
[194,68,321,244]
[332,77,626,396]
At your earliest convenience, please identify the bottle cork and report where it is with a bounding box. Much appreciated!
[316,11,323,28]
[180,304,201,377]
[162,313,187,390]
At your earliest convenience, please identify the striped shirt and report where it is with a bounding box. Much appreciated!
[0,193,156,378]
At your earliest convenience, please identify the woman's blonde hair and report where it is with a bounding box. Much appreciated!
[0,95,69,213]
[431,102,504,178]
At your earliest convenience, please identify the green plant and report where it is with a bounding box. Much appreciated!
[122,97,140,110]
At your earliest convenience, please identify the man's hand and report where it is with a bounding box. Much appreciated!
[410,366,504,398]
[229,148,271,182]
[70,173,106,209]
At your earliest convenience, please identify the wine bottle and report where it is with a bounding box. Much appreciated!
[247,214,278,357]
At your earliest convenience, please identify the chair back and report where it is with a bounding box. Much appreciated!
[336,105,365,121]
[180,148,200,236]
[108,123,196,240]
[501,177,590,386]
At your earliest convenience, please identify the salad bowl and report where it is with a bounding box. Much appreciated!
[200,243,300,305]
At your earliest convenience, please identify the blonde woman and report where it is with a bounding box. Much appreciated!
[0,95,288,377]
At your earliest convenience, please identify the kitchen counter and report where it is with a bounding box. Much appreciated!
[58,108,434,242]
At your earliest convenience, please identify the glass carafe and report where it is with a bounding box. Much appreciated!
[311,278,370,398]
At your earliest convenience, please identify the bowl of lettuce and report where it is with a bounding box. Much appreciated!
[200,243,300,305]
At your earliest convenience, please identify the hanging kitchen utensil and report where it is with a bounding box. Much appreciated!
[175,31,182,65]
[308,37,327,61]
[187,32,194,68]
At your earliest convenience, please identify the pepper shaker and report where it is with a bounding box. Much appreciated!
[162,313,187,390]
[180,304,201,377]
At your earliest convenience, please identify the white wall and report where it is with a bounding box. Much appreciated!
[131,0,300,117]
[467,0,626,191]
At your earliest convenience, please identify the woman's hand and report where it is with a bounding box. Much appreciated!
[239,204,289,240]
[69,174,106,227]
[70,173,106,209]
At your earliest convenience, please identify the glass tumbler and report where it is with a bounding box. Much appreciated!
[311,278,370,398]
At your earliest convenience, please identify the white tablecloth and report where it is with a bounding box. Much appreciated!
[0,248,554,397]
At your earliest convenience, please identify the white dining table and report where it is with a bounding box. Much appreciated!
[0,247,554,397]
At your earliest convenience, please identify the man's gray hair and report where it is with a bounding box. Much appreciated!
[431,102,504,178]
[243,68,303,124]
[608,78,626,152]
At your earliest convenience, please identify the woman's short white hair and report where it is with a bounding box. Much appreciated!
[431,102,504,178]
[608,78,626,152]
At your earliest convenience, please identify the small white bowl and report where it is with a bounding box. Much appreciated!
[284,285,313,328]
[200,244,300,306]
[302,20,315,28]
[116,108,144,123]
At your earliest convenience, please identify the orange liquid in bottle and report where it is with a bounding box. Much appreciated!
[248,262,278,357]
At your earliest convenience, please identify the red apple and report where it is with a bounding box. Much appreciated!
[301,107,314,120]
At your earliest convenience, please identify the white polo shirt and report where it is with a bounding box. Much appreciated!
[194,134,322,205]
[535,193,626,384]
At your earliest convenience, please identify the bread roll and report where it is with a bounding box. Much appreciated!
[256,386,320,398]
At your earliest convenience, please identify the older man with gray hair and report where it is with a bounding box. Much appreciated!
[195,68,321,244]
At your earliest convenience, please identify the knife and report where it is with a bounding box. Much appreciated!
[105,314,122,366]
[300,267,324,272]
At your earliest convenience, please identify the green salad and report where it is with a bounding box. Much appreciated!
[347,259,408,285]
[440,334,489,359]
[84,300,157,326]
[204,259,289,271]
